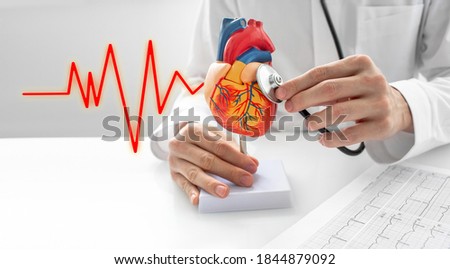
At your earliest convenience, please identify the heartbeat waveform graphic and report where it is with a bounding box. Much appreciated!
[23,40,204,153]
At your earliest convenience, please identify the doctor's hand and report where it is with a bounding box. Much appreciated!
[168,122,259,205]
[275,54,413,147]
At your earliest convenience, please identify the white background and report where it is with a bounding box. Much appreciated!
[0,0,202,137]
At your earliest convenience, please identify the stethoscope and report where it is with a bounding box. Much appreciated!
[255,0,365,156]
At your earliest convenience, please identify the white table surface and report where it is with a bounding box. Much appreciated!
[1,134,449,249]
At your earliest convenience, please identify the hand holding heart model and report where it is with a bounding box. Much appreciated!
[204,18,277,137]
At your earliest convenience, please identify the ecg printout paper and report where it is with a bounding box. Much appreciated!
[265,163,450,249]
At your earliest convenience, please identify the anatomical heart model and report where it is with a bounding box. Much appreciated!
[204,18,277,139]
[199,18,292,213]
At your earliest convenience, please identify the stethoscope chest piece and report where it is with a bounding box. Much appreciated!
[256,64,283,104]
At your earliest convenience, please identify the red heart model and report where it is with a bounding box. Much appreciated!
[205,18,277,137]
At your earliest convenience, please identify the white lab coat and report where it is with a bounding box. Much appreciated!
[151,0,450,164]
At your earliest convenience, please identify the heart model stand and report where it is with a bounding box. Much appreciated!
[198,18,292,213]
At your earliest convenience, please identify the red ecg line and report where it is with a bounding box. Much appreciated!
[22,40,204,153]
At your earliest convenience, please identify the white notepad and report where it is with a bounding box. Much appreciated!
[198,159,292,213]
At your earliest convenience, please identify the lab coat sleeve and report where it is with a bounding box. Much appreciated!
[366,0,450,164]
[150,0,240,160]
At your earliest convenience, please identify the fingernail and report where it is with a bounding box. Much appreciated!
[318,135,325,145]
[285,101,293,112]
[249,156,259,166]
[215,185,228,198]
[308,121,317,131]
[276,87,286,99]
[191,193,197,204]
[240,174,253,187]
[246,163,257,173]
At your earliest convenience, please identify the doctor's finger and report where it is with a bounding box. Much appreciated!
[275,55,369,101]
[307,99,382,131]
[169,156,229,198]
[170,171,200,205]
[178,124,258,173]
[170,141,254,187]
[284,77,367,112]
[319,120,381,148]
